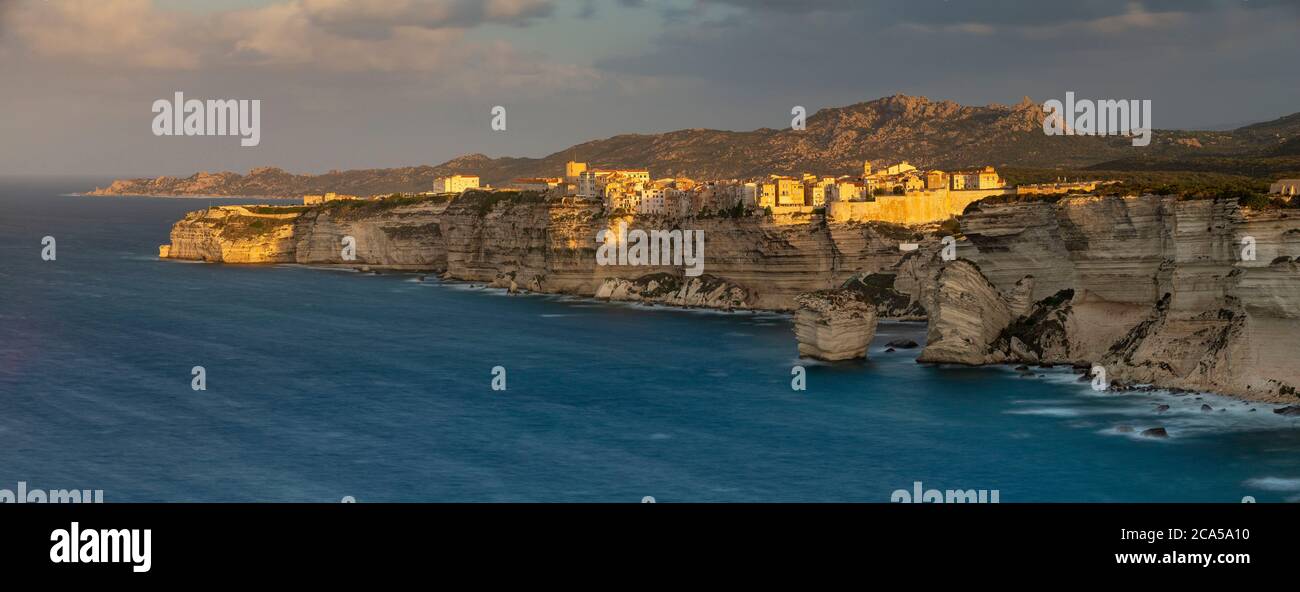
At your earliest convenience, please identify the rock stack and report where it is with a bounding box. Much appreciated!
[793,289,878,361]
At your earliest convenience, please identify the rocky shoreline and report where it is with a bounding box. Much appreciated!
[155,190,1300,405]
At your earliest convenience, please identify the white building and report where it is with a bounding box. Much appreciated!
[741,182,759,207]
[433,174,480,194]
[638,186,667,214]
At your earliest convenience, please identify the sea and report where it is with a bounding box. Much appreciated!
[3,177,1300,502]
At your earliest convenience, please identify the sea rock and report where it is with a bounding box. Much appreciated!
[886,339,919,349]
[1009,336,1039,362]
[1273,406,1300,416]
[595,273,748,309]
[1155,404,1170,413]
[1140,427,1169,438]
[1200,404,1214,412]
[793,289,878,361]
[917,260,1013,365]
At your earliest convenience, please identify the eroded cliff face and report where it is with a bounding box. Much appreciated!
[921,194,1300,402]
[158,191,1300,402]
[915,260,1014,365]
[161,192,924,311]
[594,275,748,309]
[292,199,450,269]
[163,206,300,263]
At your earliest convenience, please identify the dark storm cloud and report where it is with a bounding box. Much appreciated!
[2,0,1297,176]
[597,0,1300,128]
[702,0,1298,23]
[305,0,557,39]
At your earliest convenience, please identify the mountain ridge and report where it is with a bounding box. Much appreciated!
[88,94,1300,198]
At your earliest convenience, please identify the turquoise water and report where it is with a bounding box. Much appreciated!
[3,179,1300,502]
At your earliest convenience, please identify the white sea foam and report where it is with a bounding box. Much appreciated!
[1006,407,1085,418]
[1243,477,1300,491]
[287,264,361,273]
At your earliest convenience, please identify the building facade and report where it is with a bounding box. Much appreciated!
[433,175,480,194]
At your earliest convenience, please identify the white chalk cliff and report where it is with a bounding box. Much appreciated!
[158,191,1300,403]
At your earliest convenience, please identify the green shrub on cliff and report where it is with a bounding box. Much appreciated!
[994,289,1075,359]
[244,205,311,214]
[862,221,922,241]
[218,217,294,241]
[1238,193,1291,210]
[320,193,456,219]
[938,217,961,237]
[456,190,549,215]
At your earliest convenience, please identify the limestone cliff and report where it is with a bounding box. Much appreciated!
[793,289,878,361]
[915,260,1015,365]
[163,206,300,263]
[157,190,1300,403]
[161,190,926,311]
[919,194,1300,403]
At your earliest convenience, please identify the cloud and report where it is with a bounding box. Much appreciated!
[605,0,1297,81]
[220,1,495,70]
[298,0,555,37]
[10,0,200,69]
[213,0,596,93]
[899,3,1187,39]
[982,3,1188,40]
[2,0,594,92]
[698,0,1297,32]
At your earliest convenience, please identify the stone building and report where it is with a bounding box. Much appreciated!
[1270,179,1300,196]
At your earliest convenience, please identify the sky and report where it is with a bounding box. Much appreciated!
[1,0,1297,177]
